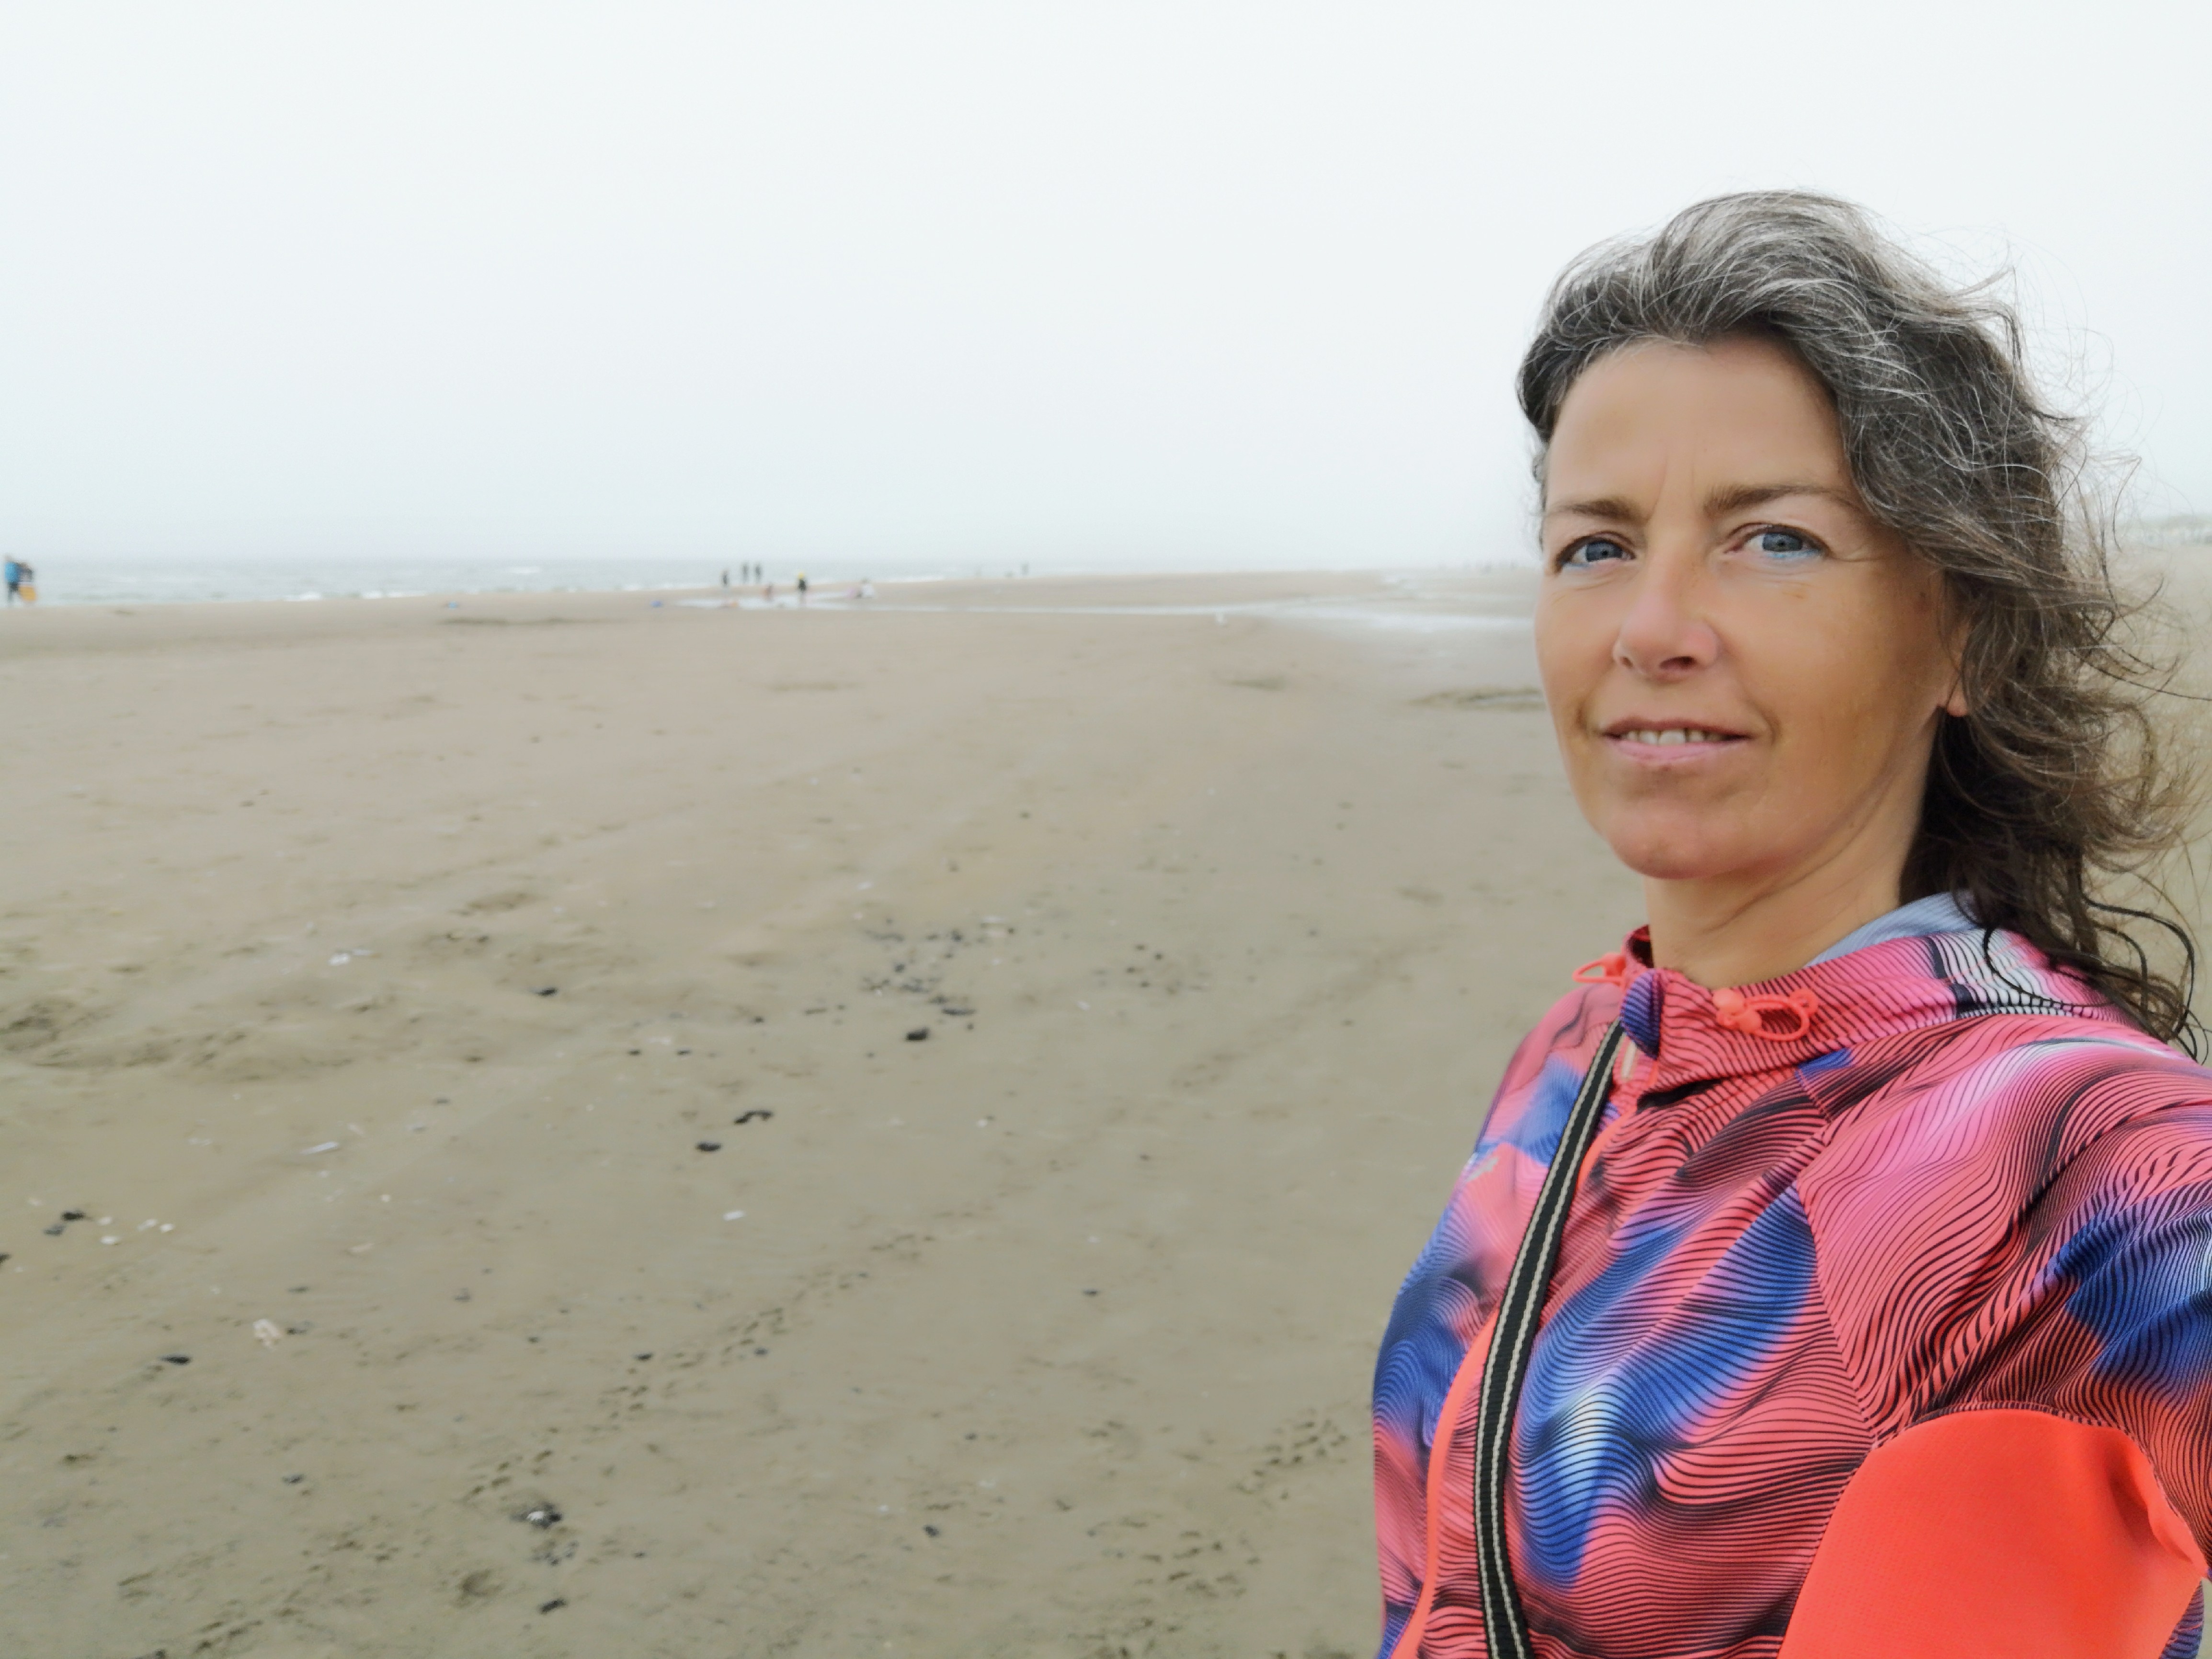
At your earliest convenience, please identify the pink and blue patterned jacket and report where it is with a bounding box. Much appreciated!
[1374,924,2212,1658]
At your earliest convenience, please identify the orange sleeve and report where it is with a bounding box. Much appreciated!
[1780,1409,2205,1659]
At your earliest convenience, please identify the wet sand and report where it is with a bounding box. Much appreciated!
[1,560,2197,1657]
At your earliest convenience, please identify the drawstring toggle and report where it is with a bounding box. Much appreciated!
[1710,986,1819,1041]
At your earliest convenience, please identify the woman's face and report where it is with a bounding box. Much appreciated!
[1533,336,1964,898]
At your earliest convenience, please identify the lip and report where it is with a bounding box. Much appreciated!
[1597,717,1752,767]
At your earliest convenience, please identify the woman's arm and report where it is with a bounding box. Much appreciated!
[1789,1098,2212,1658]
[1779,1408,2203,1659]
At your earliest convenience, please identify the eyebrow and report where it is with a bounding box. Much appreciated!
[1542,481,1857,523]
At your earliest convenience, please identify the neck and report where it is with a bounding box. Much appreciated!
[1644,848,1911,989]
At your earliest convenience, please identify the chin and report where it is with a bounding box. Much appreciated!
[1599,818,1749,884]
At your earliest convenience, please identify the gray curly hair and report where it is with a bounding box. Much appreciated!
[1518,190,2198,1046]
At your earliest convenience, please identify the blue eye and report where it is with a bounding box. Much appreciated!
[1749,528,1821,560]
[1560,536,1630,569]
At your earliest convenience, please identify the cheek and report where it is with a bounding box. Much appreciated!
[1533,592,1605,723]
[1746,591,1944,779]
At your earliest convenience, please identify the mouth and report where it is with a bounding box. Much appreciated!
[1598,720,1750,762]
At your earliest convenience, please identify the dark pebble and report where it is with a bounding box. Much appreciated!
[634,1352,653,1361]
[735,1109,774,1124]
[539,1598,567,1614]
[1083,1288,1099,1296]
[532,987,558,997]
[906,1028,929,1042]
[42,1224,62,1236]
[60,1210,85,1222]
[283,1474,304,1484]
[696,1141,721,1152]
[942,1006,974,1017]
[160,1354,191,1365]
[924,1524,940,1536]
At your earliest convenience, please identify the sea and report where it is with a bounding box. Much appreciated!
[2,554,1541,641]
[13,555,995,609]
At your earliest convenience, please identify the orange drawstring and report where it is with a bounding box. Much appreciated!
[1573,952,1634,989]
[1711,986,1819,1041]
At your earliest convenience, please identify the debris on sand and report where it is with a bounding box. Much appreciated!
[252,1318,285,1348]
[696,1141,721,1152]
[734,1109,774,1124]
[518,1502,562,1529]
[906,1028,929,1042]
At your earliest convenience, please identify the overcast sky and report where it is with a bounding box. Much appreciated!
[3,2,2206,568]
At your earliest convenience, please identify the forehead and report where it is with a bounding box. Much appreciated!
[1545,337,1850,505]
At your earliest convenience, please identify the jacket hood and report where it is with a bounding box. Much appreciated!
[1612,925,2138,1098]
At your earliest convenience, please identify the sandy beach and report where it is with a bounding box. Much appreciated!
[1,564,2200,1658]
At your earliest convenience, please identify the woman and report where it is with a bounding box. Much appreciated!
[1373,193,2212,1659]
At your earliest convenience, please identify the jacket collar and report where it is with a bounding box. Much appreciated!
[1613,924,2133,1098]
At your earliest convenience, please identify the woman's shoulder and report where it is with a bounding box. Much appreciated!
[1802,1012,2212,1317]
[1803,1011,2212,1436]
[1474,982,1625,1154]
[1837,1009,2212,1166]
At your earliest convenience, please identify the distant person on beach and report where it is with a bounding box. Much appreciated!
[1374,192,2212,1659]
[797,573,808,604]
[4,557,32,604]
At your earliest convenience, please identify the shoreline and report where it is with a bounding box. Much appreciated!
[0,559,1540,614]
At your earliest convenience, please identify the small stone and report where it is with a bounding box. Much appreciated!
[906,1028,929,1042]
[519,1503,562,1528]
[532,987,559,997]
[160,1354,191,1365]
[539,1597,567,1613]
[696,1141,721,1152]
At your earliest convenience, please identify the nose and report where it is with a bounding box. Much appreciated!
[1614,545,1720,680]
